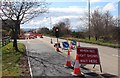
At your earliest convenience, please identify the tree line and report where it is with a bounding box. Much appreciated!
[89,10,119,42]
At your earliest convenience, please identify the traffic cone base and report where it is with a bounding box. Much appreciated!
[56,48,61,52]
[64,61,73,68]
[71,72,84,76]
[74,68,81,75]
[66,61,71,66]
[64,64,73,68]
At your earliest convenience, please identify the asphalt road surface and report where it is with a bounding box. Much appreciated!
[19,36,119,78]
[43,36,119,77]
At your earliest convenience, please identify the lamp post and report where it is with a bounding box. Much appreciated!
[88,0,91,40]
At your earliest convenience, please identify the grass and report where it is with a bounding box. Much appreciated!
[1,42,26,77]
[0,41,2,48]
[0,47,2,78]
[61,37,120,48]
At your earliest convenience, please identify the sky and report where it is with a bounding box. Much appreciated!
[21,0,119,30]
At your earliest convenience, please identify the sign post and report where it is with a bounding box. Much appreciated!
[77,47,102,72]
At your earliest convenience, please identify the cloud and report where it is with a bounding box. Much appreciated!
[21,6,86,28]
[51,15,80,24]
[21,1,118,29]
[103,3,116,12]
[49,6,86,15]
[21,15,83,29]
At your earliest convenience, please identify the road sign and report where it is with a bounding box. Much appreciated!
[71,40,77,45]
[77,47,100,64]
[62,42,69,48]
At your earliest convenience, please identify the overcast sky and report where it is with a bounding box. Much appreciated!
[21,0,119,30]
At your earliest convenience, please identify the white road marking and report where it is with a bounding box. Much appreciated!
[112,54,120,57]
[26,39,33,78]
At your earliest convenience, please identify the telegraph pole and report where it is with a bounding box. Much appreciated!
[50,17,53,44]
[88,0,91,40]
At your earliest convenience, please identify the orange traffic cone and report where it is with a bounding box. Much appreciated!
[56,43,61,52]
[72,54,81,76]
[65,49,72,67]
[70,42,74,50]
[56,48,59,52]
[78,41,80,47]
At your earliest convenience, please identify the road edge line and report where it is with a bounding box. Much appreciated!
[26,41,33,78]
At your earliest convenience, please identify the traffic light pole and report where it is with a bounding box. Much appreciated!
[57,38,58,43]
[51,38,53,44]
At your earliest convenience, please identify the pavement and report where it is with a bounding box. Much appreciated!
[19,36,119,78]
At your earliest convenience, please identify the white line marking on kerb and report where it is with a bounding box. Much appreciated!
[26,39,33,78]
[112,54,120,57]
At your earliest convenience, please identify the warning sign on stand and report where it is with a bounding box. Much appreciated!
[77,47,100,64]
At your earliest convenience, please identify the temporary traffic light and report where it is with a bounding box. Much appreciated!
[55,27,59,38]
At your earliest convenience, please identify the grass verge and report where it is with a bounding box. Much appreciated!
[1,42,26,76]
[61,37,120,48]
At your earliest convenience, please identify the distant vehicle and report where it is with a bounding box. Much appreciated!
[24,33,43,39]
[35,34,43,38]
[19,34,25,39]
[29,33,35,39]
[29,35,35,39]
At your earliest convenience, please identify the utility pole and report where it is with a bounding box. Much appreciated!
[88,0,91,40]
[46,17,53,44]
[50,17,53,44]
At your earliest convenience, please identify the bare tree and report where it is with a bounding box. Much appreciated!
[63,18,71,35]
[53,18,71,37]
[37,27,50,34]
[90,9,104,40]
[0,1,48,51]
[78,9,118,43]
[90,9,117,41]
[77,13,92,39]
[102,11,114,41]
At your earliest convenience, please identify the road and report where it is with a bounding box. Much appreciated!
[38,36,119,77]
[19,36,119,78]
